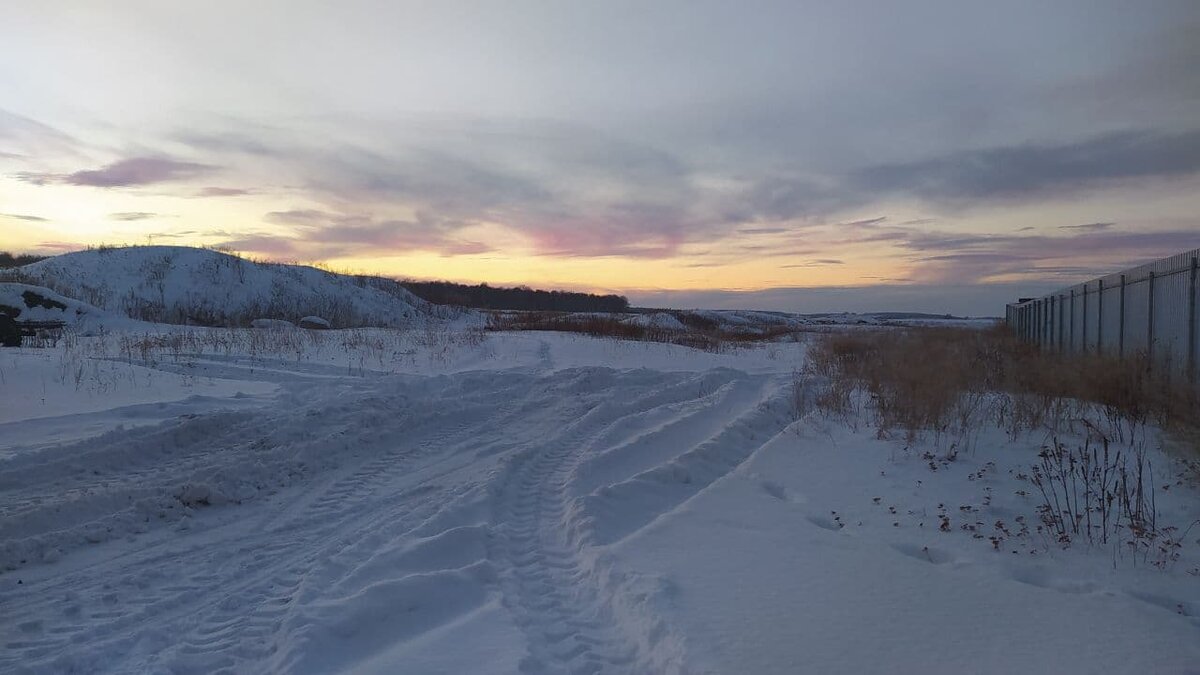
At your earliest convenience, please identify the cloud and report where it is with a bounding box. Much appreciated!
[738,227,789,235]
[169,111,1200,267]
[1,212,47,222]
[109,211,158,221]
[840,217,888,228]
[33,241,84,252]
[851,130,1200,204]
[779,259,844,268]
[177,119,717,259]
[893,226,1200,284]
[196,186,252,197]
[0,109,82,158]
[224,208,493,258]
[1059,222,1114,232]
[217,234,303,258]
[144,231,196,239]
[19,156,215,188]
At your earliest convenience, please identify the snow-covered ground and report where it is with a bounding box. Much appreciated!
[1,327,1197,674]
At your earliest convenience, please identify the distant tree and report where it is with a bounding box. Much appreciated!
[400,280,629,313]
[0,315,20,347]
[0,252,49,269]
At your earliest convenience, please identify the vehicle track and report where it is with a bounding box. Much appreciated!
[490,371,789,674]
[2,366,794,674]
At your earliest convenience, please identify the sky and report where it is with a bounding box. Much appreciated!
[1,1,1198,315]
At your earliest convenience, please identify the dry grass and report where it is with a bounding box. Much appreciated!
[486,311,726,351]
[485,310,799,352]
[804,325,1200,445]
[803,326,1200,562]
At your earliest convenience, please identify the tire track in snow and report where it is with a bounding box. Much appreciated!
[1,411,447,672]
[2,367,791,674]
[490,370,789,674]
[0,372,549,673]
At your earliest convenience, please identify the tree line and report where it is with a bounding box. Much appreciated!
[400,280,629,313]
[0,252,48,269]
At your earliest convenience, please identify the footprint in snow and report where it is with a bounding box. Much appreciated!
[891,542,954,565]
[805,514,842,532]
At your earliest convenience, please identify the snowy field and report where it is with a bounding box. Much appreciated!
[1,327,1198,674]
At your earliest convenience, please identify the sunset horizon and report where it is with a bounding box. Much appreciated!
[3,2,1198,314]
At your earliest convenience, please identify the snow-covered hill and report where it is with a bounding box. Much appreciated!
[10,246,431,328]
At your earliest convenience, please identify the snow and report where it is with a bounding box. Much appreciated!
[251,318,296,329]
[617,421,1200,674]
[1,324,1197,674]
[625,312,689,331]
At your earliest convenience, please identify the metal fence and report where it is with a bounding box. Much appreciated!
[1006,247,1200,382]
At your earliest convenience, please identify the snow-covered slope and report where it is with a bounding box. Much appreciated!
[0,282,136,333]
[12,246,430,328]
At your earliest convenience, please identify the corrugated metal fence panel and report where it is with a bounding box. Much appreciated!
[1098,282,1122,353]
[1122,276,1151,354]
[1155,267,1189,376]
[1083,281,1100,352]
[1069,285,1085,352]
[1006,246,1200,381]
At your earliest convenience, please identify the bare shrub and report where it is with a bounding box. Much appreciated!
[486,311,730,351]
[1030,436,1153,547]
[485,310,804,352]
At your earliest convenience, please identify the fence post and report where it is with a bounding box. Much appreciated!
[1034,301,1039,345]
[1189,257,1197,382]
[1118,274,1126,358]
[1042,299,1048,346]
[1070,289,1076,351]
[1082,283,1089,352]
[1049,296,1056,350]
[1058,294,1064,351]
[1147,270,1156,366]
[1097,279,1104,353]
[1044,298,1050,346]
